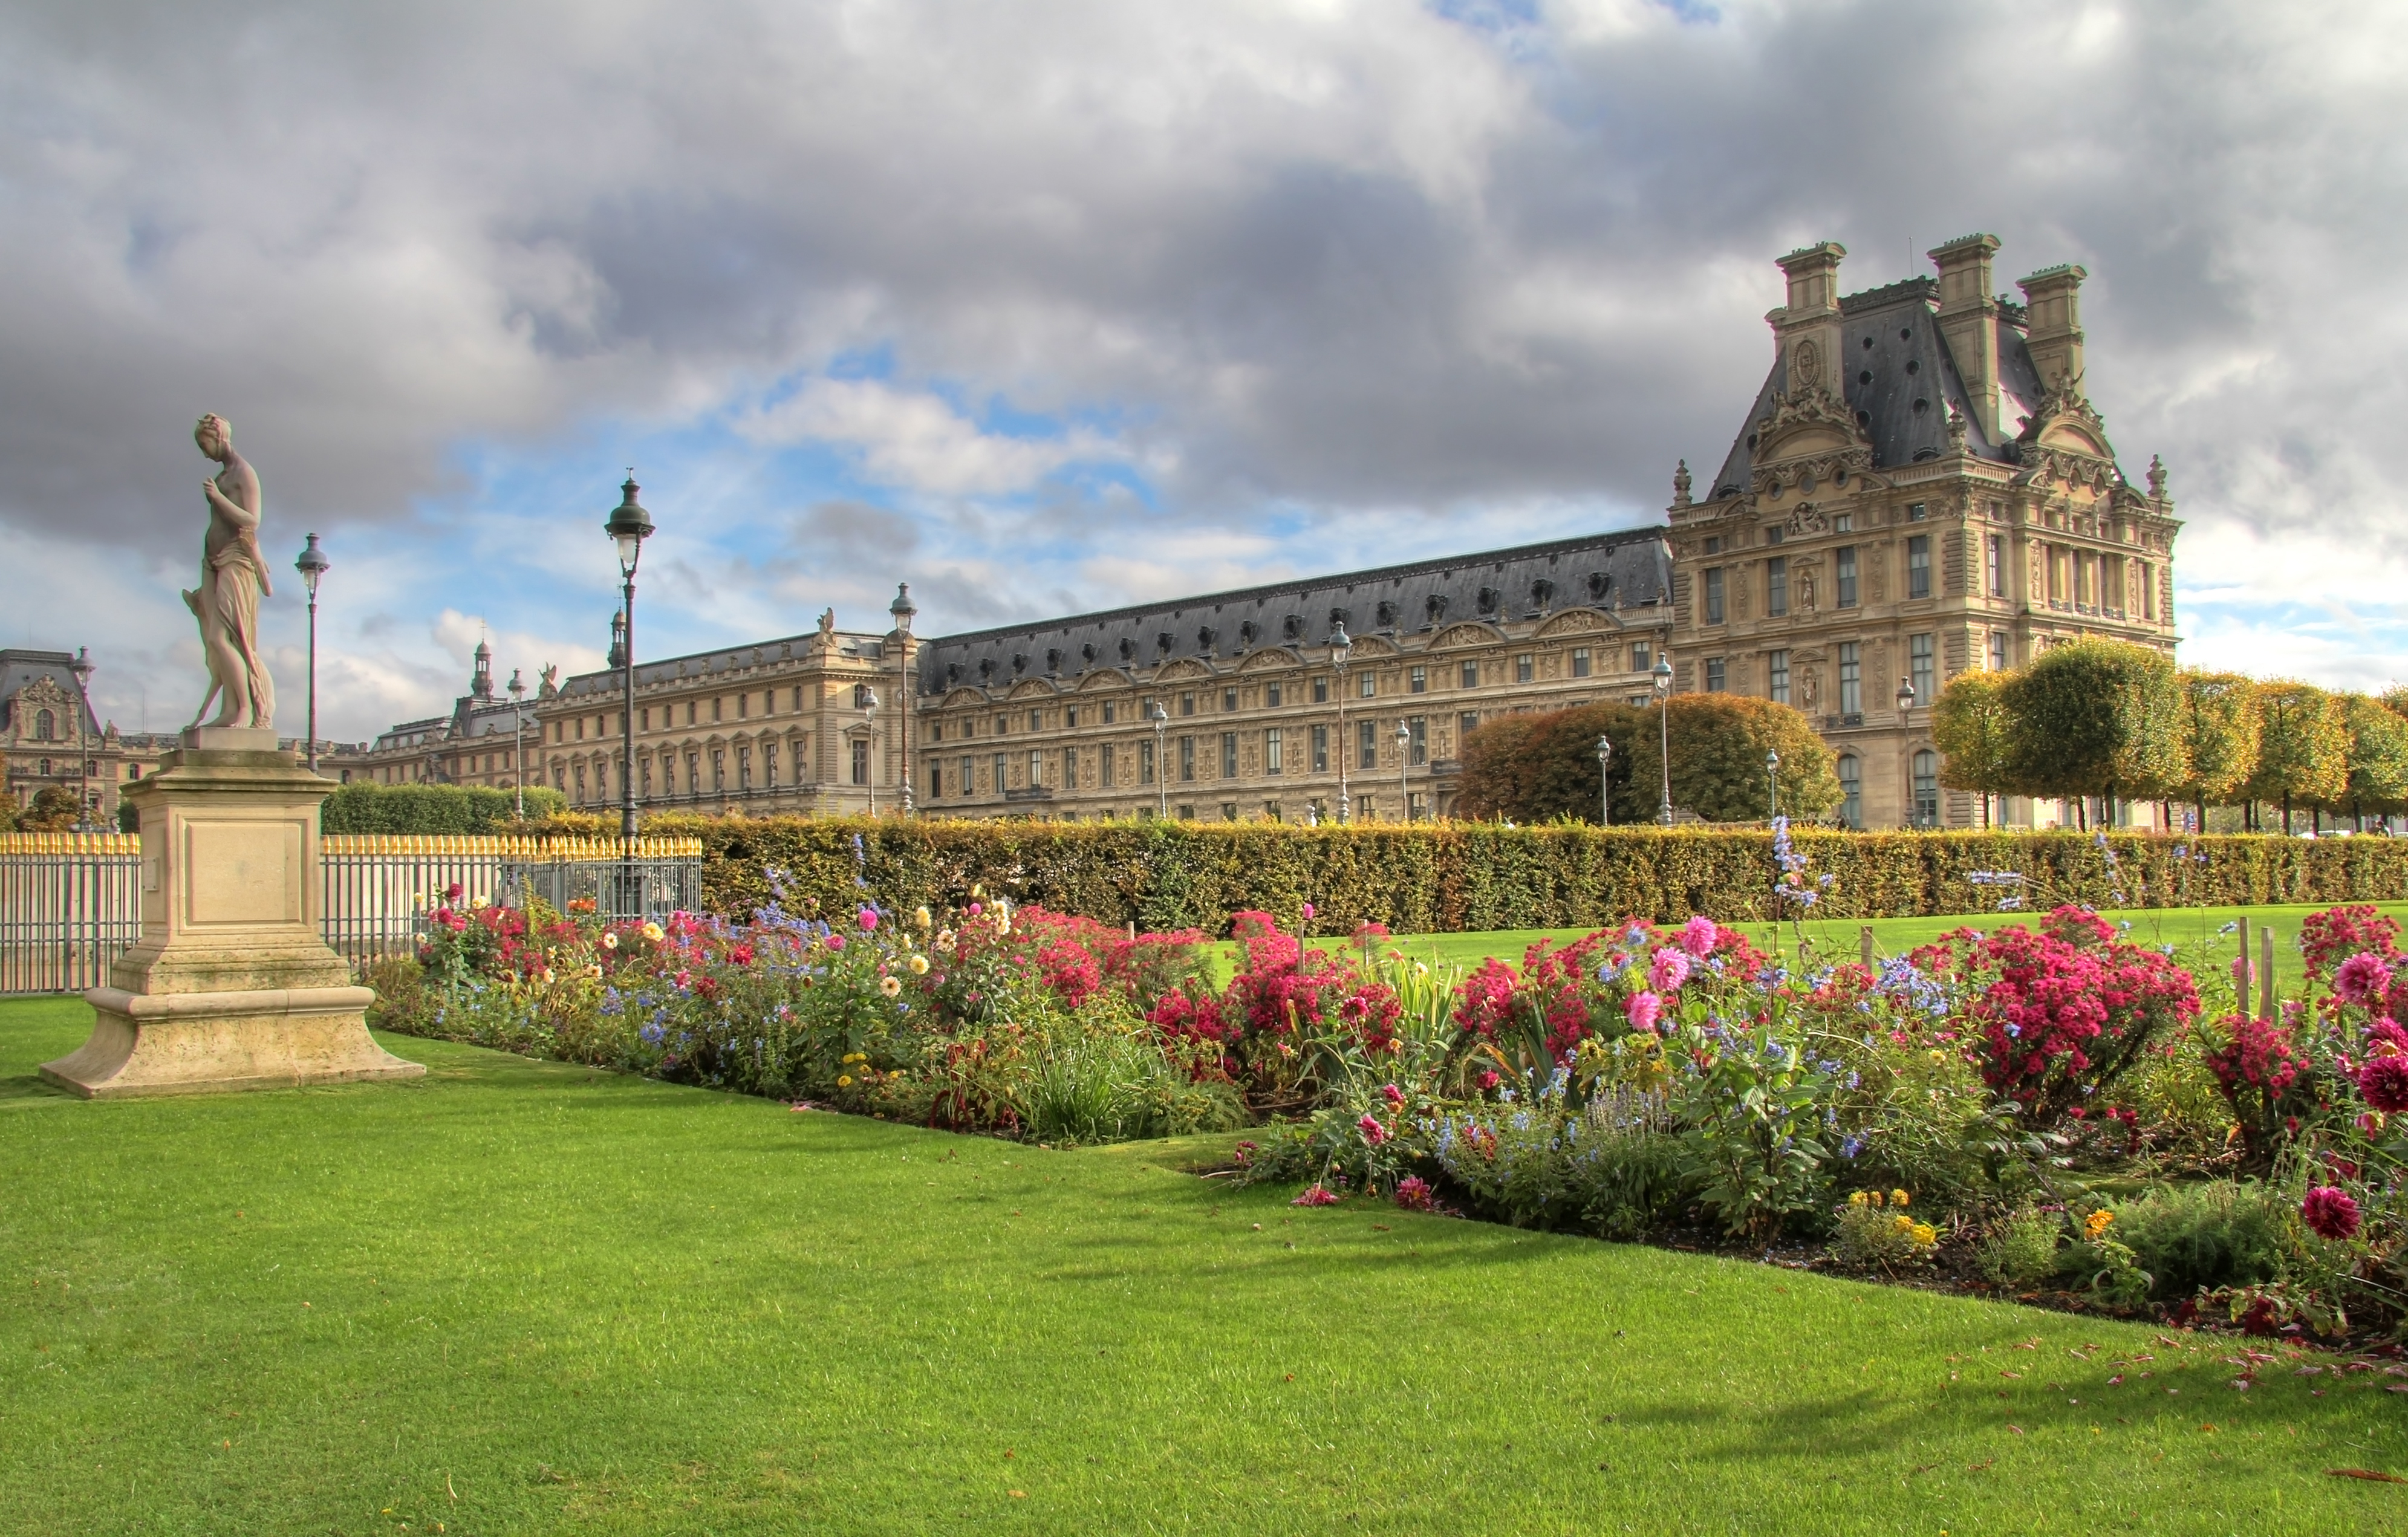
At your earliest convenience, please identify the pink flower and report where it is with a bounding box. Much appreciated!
[1394,1176,1436,1212]
[1649,949,1691,992]
[2302,1185,2363,1242]
[967,902,983,916]
[826,934,846,951]
[444,882,464,903]
[1625,990,1663,1033]
[1356,1113,1388,1146]
[1679,914,1719,958]
[1381,1083,1405,1105]
[2357,1053,2408,1114]
[1301,902,1316,920]
[1476,1070,1502,1092]
[1292,1183,1339,1207]
[2231,955,2251,991]
[2335,952,2393,1008]
[858,908,880,932]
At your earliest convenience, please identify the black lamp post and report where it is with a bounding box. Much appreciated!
[1394,720,1410,822]
[507,668,529,819]
[1149,701,1168,819]
[890,583,917,814]
[293,534,330,772]
[1596,735,1612,828]
[603,473,653,856]
[1896,675,1921,827]
[1766,747,1781,822]
[1330,622,1353,825]
[68,647,95,830]
[862,686,880,816]
[1651,651,1674,826]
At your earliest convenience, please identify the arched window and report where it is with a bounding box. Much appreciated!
[1912,750,1939,827]
[34,709,54,741]
[1837,755,1862,830]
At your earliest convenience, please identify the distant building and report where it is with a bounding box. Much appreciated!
[325,639,535,794]
[1,648,174,824]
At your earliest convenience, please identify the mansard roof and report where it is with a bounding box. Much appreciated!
[914,526,1672,697]
[552,627,891,703]
[1703,278,2052,501]
[0,648,102,735]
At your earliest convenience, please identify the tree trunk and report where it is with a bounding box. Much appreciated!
[2283,793,2293,835]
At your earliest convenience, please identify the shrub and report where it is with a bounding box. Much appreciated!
[1976,1209,2068,1290]
[1828,1191,1939,1271]
[2105,1182,2291,1299]
[322,781,566,833]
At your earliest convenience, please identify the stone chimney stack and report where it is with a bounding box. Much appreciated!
[1770,241,1846,404]
[1928,233,2002,440]
[2017,264,2087,394]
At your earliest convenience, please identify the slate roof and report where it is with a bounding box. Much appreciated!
[551,628,890,703]
[0,648,101,735]
[914,527,1673,697]
[1703,279,2052,501]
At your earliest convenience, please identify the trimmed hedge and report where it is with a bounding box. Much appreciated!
[567,816,2408,934]
[321,782,568,834]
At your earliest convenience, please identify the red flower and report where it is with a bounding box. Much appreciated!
[1393,1176,1436,1212]
[1292,1183,1339,1207]
[2301,1185,2362,1242]
[1356,1113,1388,1146]
[2356,1053,2408,1114]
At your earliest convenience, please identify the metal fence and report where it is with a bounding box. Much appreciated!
[1,832,705,993]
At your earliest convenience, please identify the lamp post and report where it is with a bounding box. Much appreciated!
[890,583,917,814]
[863,686,880,816]
[68,647,94,830]
[602,473,654,919]
[1330,622,1352,825]
[1766,747,1781,823]
[507,669,529,819]
[293,535,330,772]
[1651,651,1674,826]
[1149,701,1168,819]
[1596,735,1613,828]
[1896,675,1920,828]
[1394,720,1411,823]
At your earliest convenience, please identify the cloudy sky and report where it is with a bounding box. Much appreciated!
[5,0,2403,743]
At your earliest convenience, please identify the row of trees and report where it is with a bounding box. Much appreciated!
[1932,638,2408,831]
[1457,695,1841,825]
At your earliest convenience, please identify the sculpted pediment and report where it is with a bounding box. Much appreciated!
[1154,658,1214,681]
[1534,608,1612,637]
[1004,678,1058,700]
[1075,668,1134,691]
[1430,622,1502,649]
[1237,648,1301,673]
[940,686,988,708]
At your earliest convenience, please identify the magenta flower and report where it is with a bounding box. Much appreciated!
[1625,990,1664,1033]
[1649,949,1691,992]
[858,908,880,932]
[1301,902,1316,920]
[1381,1083,1405,1105]
[2335,952,2393,1008]
[2357,1053,2408,1114]
[2302,1185,2363,1242]
[1356,1113,1388,1146]
[1292,1183,1339,1207]
[1679,914,1718,958]
[1394,1176,1436,1212]
[826,933,846,952]
[1476,1070,1502,1092]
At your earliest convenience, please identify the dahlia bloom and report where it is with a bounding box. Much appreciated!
[2356,1053,2408,1114]
[2302,1185,2363,1242]
[1292,1183,1339,1207]
[1649,949,1691,992]
[1679,914,1719,958]
[1625,990,1664,1033]
[2335,952,2393,1009]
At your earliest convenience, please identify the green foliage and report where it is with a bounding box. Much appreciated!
[2175,670,2261,810]
[631,818,2408,938]
[1622,694,1841,824]
[1456,701,1648,822]
[1016,1003,1244,1145]
[20,785,82,830]
[1999,638,2186,802]
[2245,680,2349,815]
[321,781,567,833]
[1932,668,2013,799]
[2106,1181,2292,1299]
[0,796,15,833]
[2331,692,2408,817]
[1828,1196,1939,1271]
[1976,1208,2069,1290]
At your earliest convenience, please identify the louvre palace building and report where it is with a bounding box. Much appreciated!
[520,233,2179,831]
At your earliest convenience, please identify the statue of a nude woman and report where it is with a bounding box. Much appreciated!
[183,413,276,730]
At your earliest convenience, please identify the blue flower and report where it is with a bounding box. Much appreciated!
[1839,1134,1864,1158]
[640,1022,665,1045]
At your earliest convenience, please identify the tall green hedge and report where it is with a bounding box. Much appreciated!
[321,782,568,834]
[648,818,2408,934]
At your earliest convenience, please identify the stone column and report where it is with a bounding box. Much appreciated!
[40,727,423,1098]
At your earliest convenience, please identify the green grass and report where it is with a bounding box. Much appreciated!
[1240,903,2408,997]
[3,998,2404,1535]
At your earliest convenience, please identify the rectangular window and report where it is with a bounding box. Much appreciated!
[1909,501,1928,521]
[1359,672,1376,699]
[1265,727,1284,775]
[960,755,974,796]
[1313,676,1330,704]
[1706,657,1726,692]
[1180,692,1196,717]
[1836,546,1858,607]
[1704,535,1721,554]
[996,713,1008,735]
[1907,535,1931,599]
[1409,666,1427,694]
[1515,654,1534,683]
[1910,632,1934,706]
[1103,701,1118,724]
[1460,710,1480,746]
[712,697,723,723]
[1029,709,1043,732]
[2140,561,2155,620]
[1310,724,1329,773]
[711,750,725,791]
[1220,732,1237,778]
[1765,525,1785,545]
[1704,567,1725,624]
[639,707,650,731]
[1838,642,1861,715]
[738,694,749,719]
[992,752,1006,792]
[925,760,939,798]
[1988,631,2009,672]
[1101,743,1116,787]
[1407,717,1427,767]
[850,739,868,785]
[737,744,752,788]
[1766,556,1788,617]
[1358,720,1377,771]
[1139,742,1154,785]
[1029,750,1044,787]
[1987,534,2006,597]
[765,741,778,785]
[1838,755,1861,828]
[1570,647,1590,678]
[1460,660,1479,689]
[1065,707,1078,729]
[1266,683,1282,707]
[1223,689,1237,712]
[1834,512,1853,533]
[929,721,942,744]
[1630,642,1651,672]
[1179,736,1195,781]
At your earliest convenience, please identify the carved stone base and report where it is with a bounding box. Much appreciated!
[41,986,423,1099]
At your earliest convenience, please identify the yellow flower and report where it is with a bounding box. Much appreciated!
[1912,1223,1938,1246]
[1893,1215,1915,1233]
[842,1052,867,1064]
[1848,1191,1871,1207]
[602,932,620,950]
[837,1074,853,1088]
[879,975,903,997]
[971,883,985,898]
[1890,1189,1910,1208]
[469,895,491,911]
[914,906,932,928]
[2084,1209,2114,1240]
[908,954,929,975]
[936,929,957,952]
[642,921,664,943]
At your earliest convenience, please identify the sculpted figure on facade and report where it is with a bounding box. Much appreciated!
[183,414,276,730]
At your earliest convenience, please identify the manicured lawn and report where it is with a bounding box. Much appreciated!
[3,996,2404,1535]
[1293,903,2408,996]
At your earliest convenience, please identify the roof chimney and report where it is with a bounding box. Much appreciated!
[2017,264,2087,394]
[1928,233,2002,439]
[1770,241,1846,403]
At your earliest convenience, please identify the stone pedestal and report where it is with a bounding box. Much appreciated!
[39,727,423,1099]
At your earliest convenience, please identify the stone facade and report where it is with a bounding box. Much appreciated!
[2,648,175,825]
[1667,235,2180,829]
[325,640,531,793]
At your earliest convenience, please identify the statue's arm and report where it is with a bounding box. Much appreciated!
[203,478,261,532]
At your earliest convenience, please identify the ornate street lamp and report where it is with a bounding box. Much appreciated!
[1149,700,1168,819]
[1896,675,1917,716]
[1596,735,1613,828]
[602,473,654,920]
[1394,719,1411,823]
[862,686,880,816]
[1897,676,1921,827]
[293,534,330,772]
[68,647,95,830]
[507,668,529,819]
[1651,651,1674,826]
[890,583,917,814]
[1330,622,1353,825]
[1766,747,1781,822]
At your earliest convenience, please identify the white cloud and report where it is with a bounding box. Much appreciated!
[733,379,1124,497]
